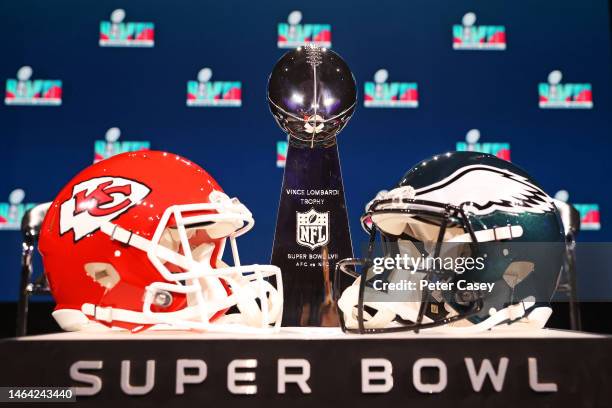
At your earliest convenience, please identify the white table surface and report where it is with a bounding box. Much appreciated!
[16,326,606,341]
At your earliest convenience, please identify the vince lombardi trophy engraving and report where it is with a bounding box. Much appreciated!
[268,45,356,326]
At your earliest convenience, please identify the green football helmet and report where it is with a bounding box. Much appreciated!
[336,152,565,334]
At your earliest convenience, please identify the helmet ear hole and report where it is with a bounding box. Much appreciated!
[503,261,534,288]
[84,262,120,289]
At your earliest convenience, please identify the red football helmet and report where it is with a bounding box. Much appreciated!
[39,151,283,332]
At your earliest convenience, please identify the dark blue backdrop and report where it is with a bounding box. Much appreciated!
[0,0,610,301]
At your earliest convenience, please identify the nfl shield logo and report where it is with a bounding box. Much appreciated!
[296,208,330,250]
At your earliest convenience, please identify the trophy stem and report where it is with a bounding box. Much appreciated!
[271,141,354,327]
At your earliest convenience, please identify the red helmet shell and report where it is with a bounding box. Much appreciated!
[39,151,224,330]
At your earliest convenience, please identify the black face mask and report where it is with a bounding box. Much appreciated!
[334,197,484,334]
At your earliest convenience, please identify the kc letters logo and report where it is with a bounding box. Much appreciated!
[539,70,593,109]
[453,12,506,50]
[99,9,155,47]
[4,66,62,106]
[296,208,330,250]
[277,10,331,49]
[364,69,419,108]
[187,68,242,107]
[60,177,151,241]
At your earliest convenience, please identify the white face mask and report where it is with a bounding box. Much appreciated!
[56,191,283,333]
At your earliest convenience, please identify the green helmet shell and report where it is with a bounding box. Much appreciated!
[396,151,564,324]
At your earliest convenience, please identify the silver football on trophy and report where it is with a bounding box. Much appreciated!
[268,45,357,148]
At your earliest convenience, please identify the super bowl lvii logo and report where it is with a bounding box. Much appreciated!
[364,69,419,108]
[276,140,289,168]
[0,189,36,231]
[94,127,150,163]
[4,66,62,106]
[277,10,331,49]
[453,12,506,50]
[574,204,601,230]
[555,190,600,231]
[99,9,155,48]
[456,129,510,161]
[187,68,242,107]
[277,138,288,168]
[539,70,593,109]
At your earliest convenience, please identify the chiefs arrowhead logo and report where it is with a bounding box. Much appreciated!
[60,177,151,241]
